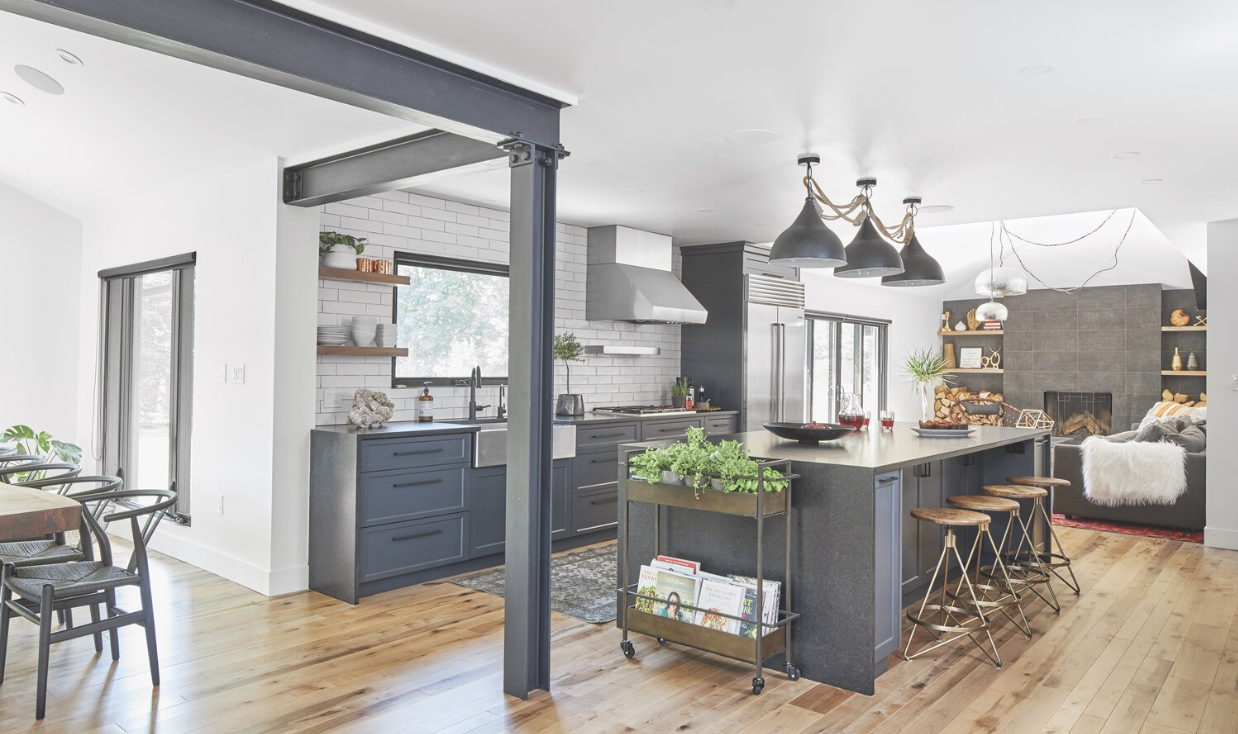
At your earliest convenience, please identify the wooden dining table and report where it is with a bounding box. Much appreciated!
[0,484,81,541]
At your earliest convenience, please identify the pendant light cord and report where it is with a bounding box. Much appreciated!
[1002,209,1137,293]
[801,174,915,244]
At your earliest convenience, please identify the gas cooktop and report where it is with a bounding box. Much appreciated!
[592,405,696,416]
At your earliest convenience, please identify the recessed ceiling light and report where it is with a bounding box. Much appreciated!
[700,0,737,10]
[622,188,643,195]
[2,92,24,106]
[1140,178,1163,185]
[755,223,771,227]
[917,204,954,214]
[1020,64,1057,76]
[55,49,83,66]
[1074,116,1105,126]
[1112,151,1140,159]
[695,208,715,214]
[14,65,64,95]
[725,128,781,145]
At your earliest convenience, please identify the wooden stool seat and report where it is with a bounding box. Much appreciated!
[1007,476,1071,488]
[982,484,1048,499]
[910,507,990,526]
[947,495,1020,513]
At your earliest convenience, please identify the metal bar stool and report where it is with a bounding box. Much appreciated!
[945,495,1033,638]
[982,484,1061,613]
[903,507,1002,668]
[1006,476,1079,594]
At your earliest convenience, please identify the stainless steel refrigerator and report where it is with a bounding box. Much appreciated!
[742,275,807,432]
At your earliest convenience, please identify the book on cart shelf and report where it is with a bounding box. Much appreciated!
[652,555,700,575]
[653,568,701,623]
[730,575,781,628]
[693,580,748,634]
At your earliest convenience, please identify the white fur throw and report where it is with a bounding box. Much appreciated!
[1080,436,1187,506]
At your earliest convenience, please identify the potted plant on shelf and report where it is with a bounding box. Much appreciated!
[319,231,367,270]
[554,332,587,416]
[627,427,789,497]
[903,347,955,421]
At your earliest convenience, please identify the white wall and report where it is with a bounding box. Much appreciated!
[1205,219,1237,550]
[75,158,313,595]
[0,180,82,442]
[800,271,942,419]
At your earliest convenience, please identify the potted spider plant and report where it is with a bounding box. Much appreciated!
[902,348,955,421]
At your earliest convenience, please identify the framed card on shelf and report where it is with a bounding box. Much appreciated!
[959,347,983,369]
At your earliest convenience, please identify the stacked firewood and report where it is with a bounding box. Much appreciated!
[933,386,1006,426]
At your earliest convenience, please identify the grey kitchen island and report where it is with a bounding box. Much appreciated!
[617,423,1051,696]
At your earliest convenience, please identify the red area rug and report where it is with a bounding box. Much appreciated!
[1052,513,1202,543]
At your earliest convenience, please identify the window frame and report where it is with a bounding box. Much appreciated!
[806,310,889,422]
[390,251,511,389]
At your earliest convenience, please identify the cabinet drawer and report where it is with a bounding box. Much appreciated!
[704,415,739,436]
[576,423,639,449]
[572,486,619,535]
[359,513,468,583]
[641,418,703,440]
[360,434,470,473]
[359,466,467,526]
[575,449,623,489]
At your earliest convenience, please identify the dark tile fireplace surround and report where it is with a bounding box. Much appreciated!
[1044,391,1113,439]
[944,285,1197,433]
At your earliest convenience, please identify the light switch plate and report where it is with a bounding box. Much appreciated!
[324,389,341,409]
[230,364,246,384]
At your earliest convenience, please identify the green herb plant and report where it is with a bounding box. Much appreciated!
[553,332,586,394]
[626,426,789,495]
[319,231,367,258]
[671,381,689,399]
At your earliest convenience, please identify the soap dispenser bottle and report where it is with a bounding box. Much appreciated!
[417,382,435,422]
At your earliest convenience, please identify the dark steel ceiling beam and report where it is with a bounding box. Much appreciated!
[0,0,565,148]
[282,130,508,207]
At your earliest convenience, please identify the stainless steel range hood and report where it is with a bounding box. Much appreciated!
[585,225,708,324]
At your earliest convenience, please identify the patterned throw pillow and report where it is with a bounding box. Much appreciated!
[1137,401,1199,430]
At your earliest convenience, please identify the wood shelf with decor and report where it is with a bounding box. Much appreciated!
[1160,326,1206,332]
[938,330,1004,336]
[944,368,1004,374]
[318,266,410,287]
[1161,370,1206,377]
[316,346,408,357]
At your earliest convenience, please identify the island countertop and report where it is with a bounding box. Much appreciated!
[625,422,1050,473]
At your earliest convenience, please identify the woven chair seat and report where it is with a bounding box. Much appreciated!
[0,540,83,568]
[8,561,138,600]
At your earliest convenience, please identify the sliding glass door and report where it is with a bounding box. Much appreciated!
[807,313,888,423]
[100,254,195,520]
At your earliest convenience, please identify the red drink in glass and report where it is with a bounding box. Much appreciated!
[880,417,895,429]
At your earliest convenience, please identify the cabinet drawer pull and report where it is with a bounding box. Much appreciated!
[591,431,625,439]
[590,456,618,464]
[391,529,443,542]
[657,426,686,433]
[392,478,444,488]
[589,497,618,505]
[393,448,444,457]
[877,476,898,484]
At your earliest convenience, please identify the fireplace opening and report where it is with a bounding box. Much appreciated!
[1044,391,1113,439]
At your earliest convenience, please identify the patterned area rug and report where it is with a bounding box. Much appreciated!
[1052,513,1202,543]
[452,543,617,624]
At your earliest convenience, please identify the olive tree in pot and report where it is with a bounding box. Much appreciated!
[319,231,367,270]
[554,332,587,416]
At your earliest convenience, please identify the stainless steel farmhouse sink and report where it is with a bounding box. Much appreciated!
[472,421,577,468]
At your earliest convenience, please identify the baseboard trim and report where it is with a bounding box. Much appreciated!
[1205,526,1238,550]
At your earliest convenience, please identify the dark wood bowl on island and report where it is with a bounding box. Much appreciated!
[763,422,857,444]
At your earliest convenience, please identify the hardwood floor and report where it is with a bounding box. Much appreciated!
[0,527,1235,733]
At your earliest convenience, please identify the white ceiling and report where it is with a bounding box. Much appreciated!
[0,11,423,221]
[282,0,1238,271]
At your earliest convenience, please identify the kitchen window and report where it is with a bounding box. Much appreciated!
[807,313,888,422]
[392,253,509,387]
[98,253,195,521]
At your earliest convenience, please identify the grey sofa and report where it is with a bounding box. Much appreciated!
[1052,431,1206,531]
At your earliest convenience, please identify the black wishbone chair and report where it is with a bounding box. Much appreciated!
[0,488,178,719]
[0,461,81,488]
[0,476,124,568]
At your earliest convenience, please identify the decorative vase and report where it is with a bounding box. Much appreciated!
[917,383,934,421]
[1171,347,1183,372]
[323,244,359,270]
[555,394,584,416]
[1187,352,1199,371]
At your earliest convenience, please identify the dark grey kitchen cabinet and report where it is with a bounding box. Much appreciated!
[900,462,945,606]
[469,459,572,558]
[640,416,704,440]
[704,414,740,436]
[874,470,902,665]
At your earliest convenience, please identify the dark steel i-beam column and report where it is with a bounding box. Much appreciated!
[503,141,561,699]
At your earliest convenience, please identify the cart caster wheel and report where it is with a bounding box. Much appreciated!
[786,665,800,681]
[620,640,635,659]
[656,637,667,645]
[752,677,765,695]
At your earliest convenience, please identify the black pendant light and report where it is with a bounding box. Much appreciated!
[881,233,944,286]
[768,156,847,268]
[834,214,904,278]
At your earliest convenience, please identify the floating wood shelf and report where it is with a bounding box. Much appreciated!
[317,346,408,357]
[1160,326,1207,332]
[944,368,1004,374]
[1161,370,1206,377]
[318,266,410,286]
[938,330,1004,336]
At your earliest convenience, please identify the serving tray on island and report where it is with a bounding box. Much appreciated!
[911,426,977,438]
[763,422,856,444]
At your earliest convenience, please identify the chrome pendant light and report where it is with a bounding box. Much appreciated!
[976,299,1009,322]
[834,180,904,278]
[974,266,1028,297]
[881,198,944,287]
[769,157,847,268]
